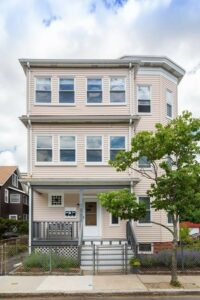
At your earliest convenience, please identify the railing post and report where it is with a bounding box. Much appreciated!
[49,247,52,273]
[125,243,128,274]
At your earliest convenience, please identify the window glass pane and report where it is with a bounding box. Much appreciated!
[139,197,150,209]
[138,102,151,113]
[87,79,102,91]
[110,150,120,160]
[37,150,52,162]
[138,86,150,100]
[51,195,62,206]
[87,91,102,103]
[111,214,119,224]
[87,136,102,149]
[60,149,75,162]
[60,79,74,91]
[168,213,173,223]
[10,194,21,203]
[37,136,52,149]
[36,78,51,91]
[139,211,151,223]
[87,150,102,162]
[110,136,125,149]
[110,78,125,91]
[60,136,75,149]
[139,197,151,223]
[167,103,172,117]
[138,156,151,168]
[36,91,51,103]
[139,243,152,252]
[166,90,173,104]
[59,91,74,103]
[110,91,125,103]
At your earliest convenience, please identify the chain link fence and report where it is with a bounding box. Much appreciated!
[0,236,28,275]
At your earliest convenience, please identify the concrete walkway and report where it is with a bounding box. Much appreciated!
[0,275,200,296]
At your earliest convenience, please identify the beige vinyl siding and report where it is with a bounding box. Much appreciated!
[101,207,126,239]
[33,191,79,221]
[31,123,130,179]
[133,180,173,243]
[28,68,130,116]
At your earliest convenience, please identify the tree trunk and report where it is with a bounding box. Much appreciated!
[170,220,180,286]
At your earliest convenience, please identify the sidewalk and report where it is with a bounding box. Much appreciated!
[0,274,200,296]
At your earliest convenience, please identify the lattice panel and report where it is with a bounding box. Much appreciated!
[33,246,78,259]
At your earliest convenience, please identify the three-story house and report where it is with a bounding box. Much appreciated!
[19,56,185,270]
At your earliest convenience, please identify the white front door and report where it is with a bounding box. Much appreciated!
[83,199,101,238]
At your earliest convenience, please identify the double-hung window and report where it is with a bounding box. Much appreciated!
[138,156,151,168]
[36,136,52,162]
[110,213,119,225]
[12,173,18,187]
[59,78,75,104]
[110,77,126,103]
[35,77,51,103]
[60,136,76,162]
[138,196,151,224]
[137,85,151,113]
[87,78,102,103]
[110,136,125,160]
[166,90,173,118]
[86,136,102,163]
[4,189,9,203]
[10,194,21,204]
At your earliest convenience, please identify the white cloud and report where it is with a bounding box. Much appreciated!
[0,0,199,171]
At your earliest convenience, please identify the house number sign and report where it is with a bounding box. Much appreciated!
[64,207,76,218]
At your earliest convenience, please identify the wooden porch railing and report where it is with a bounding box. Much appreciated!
[33,221,79,241]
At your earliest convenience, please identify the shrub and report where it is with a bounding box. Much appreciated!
[0,218,28,238]
[23,252,79,272]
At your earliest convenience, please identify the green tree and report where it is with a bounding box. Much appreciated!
[98,111,200,286]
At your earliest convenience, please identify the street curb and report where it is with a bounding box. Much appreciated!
[1,290,200,298]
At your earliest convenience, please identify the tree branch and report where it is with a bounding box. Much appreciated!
[128,166,156,181]
[151,221,174,235]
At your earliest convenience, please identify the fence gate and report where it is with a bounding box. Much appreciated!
[93,244,129,274]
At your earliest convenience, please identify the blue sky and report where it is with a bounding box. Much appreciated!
[0,0,199,170]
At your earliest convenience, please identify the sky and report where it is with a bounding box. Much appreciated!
[0,0,199,171]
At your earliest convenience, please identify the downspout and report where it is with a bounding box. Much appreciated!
[28,182,32,254]
[28,119,32,177]
[27,62,30,115]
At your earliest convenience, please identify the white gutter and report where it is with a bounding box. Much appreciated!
[8,186,27,194]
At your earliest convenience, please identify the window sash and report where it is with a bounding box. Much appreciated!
[35,78,51,103]
[110,77,125,103]
[86,136,102,162]
[139,243,152,252]
[111,214,119,225]
[60,136,76,162]
[59,79,74,103]
[138,86,151,113]
[4,189,9,203]
[12,174,18,188]
[87,79,102,103]
[110,136,125,160]
[167,103,172,118]
[36,136,52,162]
[49,195,63,207]
[10,194,21,204]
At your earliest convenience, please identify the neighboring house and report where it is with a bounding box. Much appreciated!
[0,166,29,221]
[181,222,200,239]
[19,56,185,270]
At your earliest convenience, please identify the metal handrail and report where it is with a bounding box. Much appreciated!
[126,220,138,256]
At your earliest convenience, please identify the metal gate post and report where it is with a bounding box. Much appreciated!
[125,243,128,274]
[92,244,95,275]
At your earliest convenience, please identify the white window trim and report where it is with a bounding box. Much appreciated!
[35,135,54,165]
[137,196,152,226]
[85,135,104,165]
[109,76,127,105]
[4,189,9,203]
[109,135,127,161]
[58,135,77,165]
[10,194,21,204]
[137,85,152,115]
[34,76,52,105]
[138,243,153,254]
[9,214,18,220]
[109,213,120,227]
[86,77,103,105]
[48,192,64,207]
[58,76,76,106]
[166,89,173,119]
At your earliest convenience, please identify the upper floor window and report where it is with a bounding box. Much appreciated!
[4,189,9,203]
[138,156,151,168]
[137,85,151,113]
[138,196,151,224]
[12,173,18,188]
[86,136,102,163]
[35,77,51,103]
[60,136,76,162]
[166,90,173,118]
[110,136,125,160]
[110,77,126,103]
[59,78,75,104]
[10,194,21,204]
[36,136,52,162]
[87,78,102,103]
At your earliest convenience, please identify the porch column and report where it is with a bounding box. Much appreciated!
[79,189,84,245]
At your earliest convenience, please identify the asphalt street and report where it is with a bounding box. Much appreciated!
[2,296,200,300]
